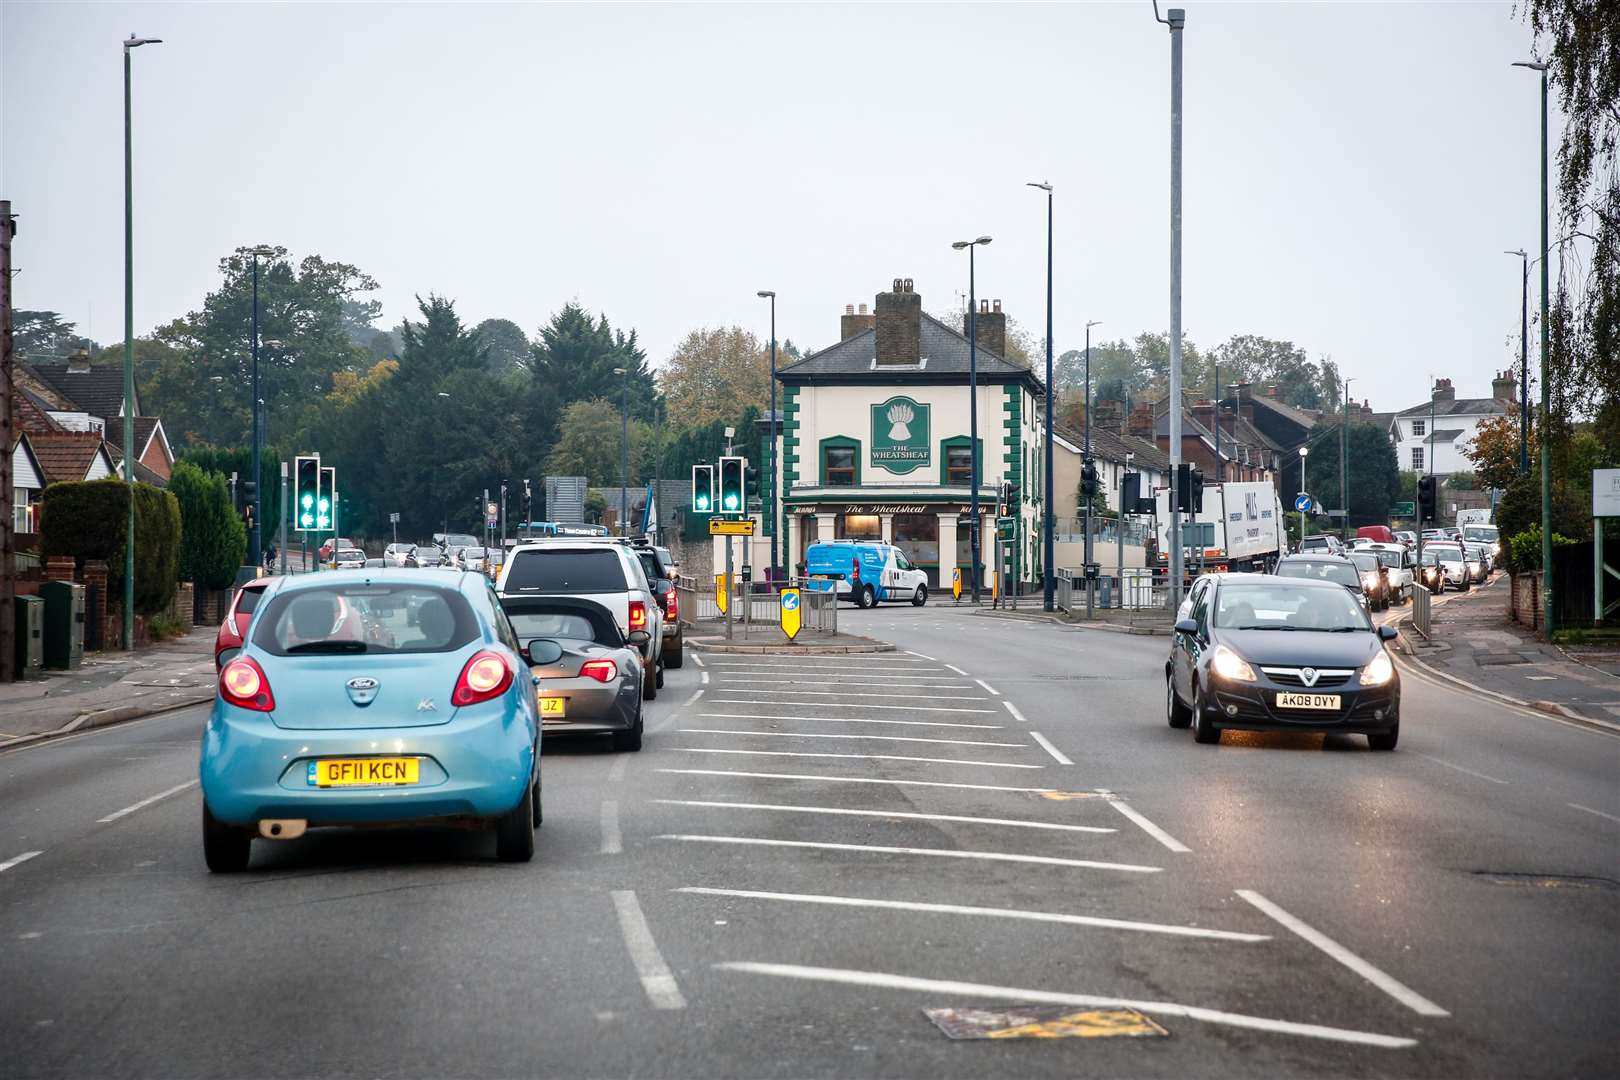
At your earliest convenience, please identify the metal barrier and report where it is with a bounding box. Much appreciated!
[1410,585,1431,639]
[1055,569,1075,614]
[674,575,838,639]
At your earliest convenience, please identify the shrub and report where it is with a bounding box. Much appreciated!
[149,612,187,641]
[1506,524,1578,572]
[169,461,247,589]
[40,479,181,616]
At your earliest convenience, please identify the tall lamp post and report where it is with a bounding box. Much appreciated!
[1082,319,1101,613]
[1513,57,1553,634]
[757,290,778,582]
[1153,2,1187,610]
[952,235,993,603]
[614,366,629,536]
[1341,376,1354,539]
[246,246,275,567]
[1296,446,1309,551]
[1026,182,1055,611]
[1504,248,1530,476]
[122,32,162,650]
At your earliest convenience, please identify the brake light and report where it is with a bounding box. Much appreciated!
[452,650,513,706]
[580,659,618,683]
[663,588,678,620]
[851,557,861,580]
[219,658,274,712]
[628,599,648,632]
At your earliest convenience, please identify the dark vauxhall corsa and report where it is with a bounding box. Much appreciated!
[1166,573,1401,749]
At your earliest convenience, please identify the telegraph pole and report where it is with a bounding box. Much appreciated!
[1158,5,1187,610]
[0,201,16,681]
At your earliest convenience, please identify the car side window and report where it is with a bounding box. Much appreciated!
[1192,584,1211,638]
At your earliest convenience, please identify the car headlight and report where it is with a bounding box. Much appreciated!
[1362,573,1379,588]
[1210,644,1256,682]
[1362,650,1395,687]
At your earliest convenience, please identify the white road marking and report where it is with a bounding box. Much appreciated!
[678,728,1026,748]
[705,666,951,677]
[1236,889,1448,1017]
[718,679,973,689]
[651,799,1117,834]
[97,780,198,824]
[1523,674,1558,680]
[1568,802,1620,825]
[658,768,1055,794]
[705,698,994,714]
[0,851,43,874]
[1002,700,1030,723]
[608,756,629,783]
[701,688,987,701]
[944,663,970,676]
[611,890,686,1010]
[1107,799,1191,853]
[1029,731,1074,766]
[690,654,705,668]
[600,800,622,855]
[685,690,704,707]
[974,679,1001,696]
[701,712,1001,730]
[709,657,935,667]
[1414,753,1508,785]
[714,963,1418,1049]
[672,747,1044,770]
[906,651,937,660]
[659,834,1160,873]
[678,887,1268,942]
[700,671,710,684]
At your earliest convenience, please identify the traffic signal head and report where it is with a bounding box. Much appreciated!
[295,455,319,530]
[319,466,336,530]
[1081,460,1100,503]
[1189,466,1205,513]
[691,464,715,514]
[1416,475,1437,521]
[718,457,745,514]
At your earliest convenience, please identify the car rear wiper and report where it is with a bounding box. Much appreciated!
[285,641,368,653]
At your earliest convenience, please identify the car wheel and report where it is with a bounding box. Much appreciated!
[1191,682,1221,744]
[613,710,644,753]
[1367,721,1399,751]
[531,774,543,827]
[1166,672,1192,729]
[202,802,252,873]
[494,780,535,863]
[655,656,665,689]
[641,660,656,701]
[665,637,684,669]
[912,585,928,607]
[860,584,875,609]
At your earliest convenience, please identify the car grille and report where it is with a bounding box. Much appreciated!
[1260,667,1354,688]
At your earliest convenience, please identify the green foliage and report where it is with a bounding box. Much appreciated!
[1507,524,1578,573]
[1448,471,1479,491]
[39,479,180,615]
[531,303,659,421]
[1494,472,1591,547]
[474,318,531,375]
[1303,422,1401,526]
[149,612,187,641]
[13,310,98,360]
[169,461,247,589]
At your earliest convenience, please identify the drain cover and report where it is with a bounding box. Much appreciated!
[926,1006,1168,1040]
[1472,871,1619,890]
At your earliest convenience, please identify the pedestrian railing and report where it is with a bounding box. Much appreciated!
[1410,586,1431,639]
[674,575,838,639]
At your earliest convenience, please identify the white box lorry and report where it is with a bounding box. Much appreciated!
[1148,481,1286,574]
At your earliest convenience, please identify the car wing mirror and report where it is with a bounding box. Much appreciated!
[1377,625,1399,641]
[627,629,651,646]
[525,639,564,665]
[1174,618,1198,636]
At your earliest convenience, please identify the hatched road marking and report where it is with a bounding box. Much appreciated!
[1107,799,1191,853]
[658,768,1058,794]
[1002,701,1031,723]
[600,800,622,855]
[652,799,1117,834]
[1029,732,1073,765]
[0,851,43,874]
[611,890,686,1010]
[671,747,1045,770]
[1568,802,1620,824]
[703,688,988,701]
[700,711,1001,730]
[677,728,1026,748]
[704,698,995,714]
[658,834,1160,873]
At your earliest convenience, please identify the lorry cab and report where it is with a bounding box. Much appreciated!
[803,540,929,608]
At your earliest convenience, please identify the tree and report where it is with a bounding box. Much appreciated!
[475,318,532,375]
[12,310,97,360]
[531,303,658,421]
[1304,422,1401,526]
[546,399,654,484]
[1462,413,1528,493]
[659,327,771,426]
[168,461,246,589]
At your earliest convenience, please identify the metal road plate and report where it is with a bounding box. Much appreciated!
[925,1006,1168,1041]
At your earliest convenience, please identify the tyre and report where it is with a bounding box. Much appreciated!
[202,802,252,873]
[613,711,644,753]
[531,774,543,827]
[665,637,684,669]
[1166,672,1192,729]
[859,584,875,609]
[911,585,928,607]
[1367,721,1399,751]
[1191,682,1221,744]
[641,660,656,701]
[494,780,535,862]
[655,657,665,690]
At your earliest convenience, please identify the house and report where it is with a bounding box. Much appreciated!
[1391,374,1514,476]
[10,432,45,535]
[22,357,173,483]
[30,432,118,485]
[1051,422,1169,529]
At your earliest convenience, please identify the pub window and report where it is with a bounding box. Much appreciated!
[946,444,974,486]
[824,445,856,486]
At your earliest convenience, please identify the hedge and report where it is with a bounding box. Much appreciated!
[169,461,247,590]
[40,479,181,616]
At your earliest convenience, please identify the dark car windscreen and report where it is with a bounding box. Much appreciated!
[237,587,264,615]
[504,550,626,593]
[1214,583,1369,631]
[1375,551,1404,569]
[1350,553,1380,573]
[1277,560,1360,589]
[507,611,618,646]
[251,584,479,655]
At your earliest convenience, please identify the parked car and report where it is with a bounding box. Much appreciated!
[502,595,647,751]
[1297,534,1345,556]
[496,539,663,700]
[383,543,416,567]
[319,537,356,562]
[1274,554,1367,609]
[1166,573,1401,749]
[199,571,541,871]
[215,577,272,671]
[804,540,929,607]
[1348,551,1392,610]
[1362,543,1414,602]
[334,548,367,570]
[631,542,683,670]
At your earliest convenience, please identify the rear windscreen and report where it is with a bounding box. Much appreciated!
[251,584,478,655]
[503,550,626,593]
[237,588,263,615]
[507,611,618,646]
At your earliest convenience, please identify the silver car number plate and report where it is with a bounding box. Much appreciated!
[1277,692,1340,710]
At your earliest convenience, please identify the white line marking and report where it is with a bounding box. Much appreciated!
[1568,802,1620,825]
[1107,799,1191,853]
[611,890,686,1010]
[944,663,970,676]
[1236,890,1448,1017]
[1523,674,1558,680]
[96,780,198,824]
[600,800,622,855]
[709,657,935,666]
[700,687,986,701]
[0,851,43,874]
[705,698,994,714]
[719,679,973,689]
[906,651,937,660]
[657,768,1055,794]
[700,671,710,685]
[700,712,1001,730]
[678,887,1268,942]
[652,799,1117,834]
[1029,731,1073,765]
[974,679,1001,696]
[704,667,951,677]
[1414,753,1508,785]
[714,963,1418,1049]
[608,756,629,783]
[678,728,1026,748]
[685,689,704,707]
[672,747,1044,770]
[660,834,1157,873]
[1002,700,1030,723]
[690,654,705,668]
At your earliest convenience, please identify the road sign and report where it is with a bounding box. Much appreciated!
[779,588,802,640]
[1294,494,1313,513]
[486,501,498,527]
[1392,501,1415,517]
[709,518,756,536]
[389,512,400,525]
[714,574,728,615]
[997,516,1015,540]
[951,567,962,601]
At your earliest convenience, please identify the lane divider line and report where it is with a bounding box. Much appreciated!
[656,768,1056,795]
[1029,731,1074,766]
[671,747,1045,770]
[651,799,1117,834]
[716,680,974,690]
[611,890,687,1010]
[699,712,1001,730]
[1235,889,1449,1018]
[1413,753,1508,786]
[1568,802,1620,825]
[1107,799,1191,854]
[975,679,1001,696]
[697,688,987,701]
[1002,701,1031,723]
[600,800,623,855]
[702,667,952,677]
[657,834,1160,873]
[700,671,710,685]
[608,756,629,783]
[704,698,995,714]
[906,651,937,660]
[0,851,43,874]
[97,780,198,824]
[690,654,705,668]
[676,887,1269,942]
[685,690,704,707]
[677,728,1026,748]
[712,962,1418,1049]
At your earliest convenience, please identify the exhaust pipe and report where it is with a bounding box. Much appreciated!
[258,819,308,840]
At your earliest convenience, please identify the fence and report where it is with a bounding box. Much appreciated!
[1055,566,1171,614]
[675,574,839,639]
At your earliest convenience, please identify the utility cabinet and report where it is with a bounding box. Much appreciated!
[39,580,85,671]
[14,595,44,678]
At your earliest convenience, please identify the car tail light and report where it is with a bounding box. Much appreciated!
[580,659,618,683]
[628,599,648,632]
[219,658,275,712]
[663,588,678,621]
[452,650,513,706]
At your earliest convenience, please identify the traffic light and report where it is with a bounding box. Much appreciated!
[1121,471,1141,516]
[691,465,714,514]
[1174,463,1191,512]
[1417,475,1437,522]
[1081,460,1100,505]
[718,457,745,514]
[241,479,257,503]
[319,466,336,531]
[294,455,319,531]
[744,461,761,504]
[1189,466,1205,513]
[998,480,1015,514]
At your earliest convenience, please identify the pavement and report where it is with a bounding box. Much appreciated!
[2,601,1616,1078]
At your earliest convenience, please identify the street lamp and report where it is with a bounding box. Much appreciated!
[1082,319,1101,616]
[1341,375,1355,539]
[614,366,629,537]
[1296,445,1309,551]
[436,393,451,535]
[1227,381,1243,479]
[1504,248,1530,476]
[952,235,992,602]
[245,246,275,567]
[1027,182,1055,611]
[121,32,161,651]
[1513,57,1553,634]
[757,290,778,583]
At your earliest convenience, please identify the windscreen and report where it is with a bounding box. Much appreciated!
[503,549,626,593]
[1214,583,1370,631]
[1463,526,1498,543]
[1350,553,1380,573]
[1277,560,1360,589]
[507,611,614,645]
[1375,551,1403,569]
[251,584,479,655]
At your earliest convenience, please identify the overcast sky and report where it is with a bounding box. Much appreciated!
[3,1,1553,411]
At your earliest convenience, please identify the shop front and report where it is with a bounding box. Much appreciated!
[784,496,1002,591]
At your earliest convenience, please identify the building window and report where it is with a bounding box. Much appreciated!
[941,437,980,487]
[837,513,881,540]
[1411,446,1424,471]
[819,436,860,487]
[1412,420,1425,437]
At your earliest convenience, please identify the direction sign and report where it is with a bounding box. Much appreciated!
[951,567,962,601]
[779,588,802,641]
[714,574,728,615]
[709,518,756,536]
[1392,501,1415,517]
[1294,494,1314,513]
[996,516,1016,541]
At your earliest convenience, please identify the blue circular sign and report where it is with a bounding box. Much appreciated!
[1294,494,1313,512]
[781,592,800,611]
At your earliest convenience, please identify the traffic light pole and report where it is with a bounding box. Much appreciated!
[277,460,288,575]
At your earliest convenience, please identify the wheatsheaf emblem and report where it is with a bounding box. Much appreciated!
[886,402,915,441]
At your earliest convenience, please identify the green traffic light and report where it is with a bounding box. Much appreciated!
[301,493,314,509]
[723,494,739,511]
[696,495,710,511]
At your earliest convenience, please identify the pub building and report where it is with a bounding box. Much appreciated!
[770,278,1047,592]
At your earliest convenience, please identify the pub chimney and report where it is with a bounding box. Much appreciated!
[874,278,921,365]
[841,301,876,342]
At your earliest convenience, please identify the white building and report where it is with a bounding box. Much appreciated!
[1390,374,1515,476]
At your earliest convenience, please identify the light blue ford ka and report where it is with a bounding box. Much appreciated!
[199,569,540,872]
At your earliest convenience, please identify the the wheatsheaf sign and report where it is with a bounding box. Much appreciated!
[871,395,930,475]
